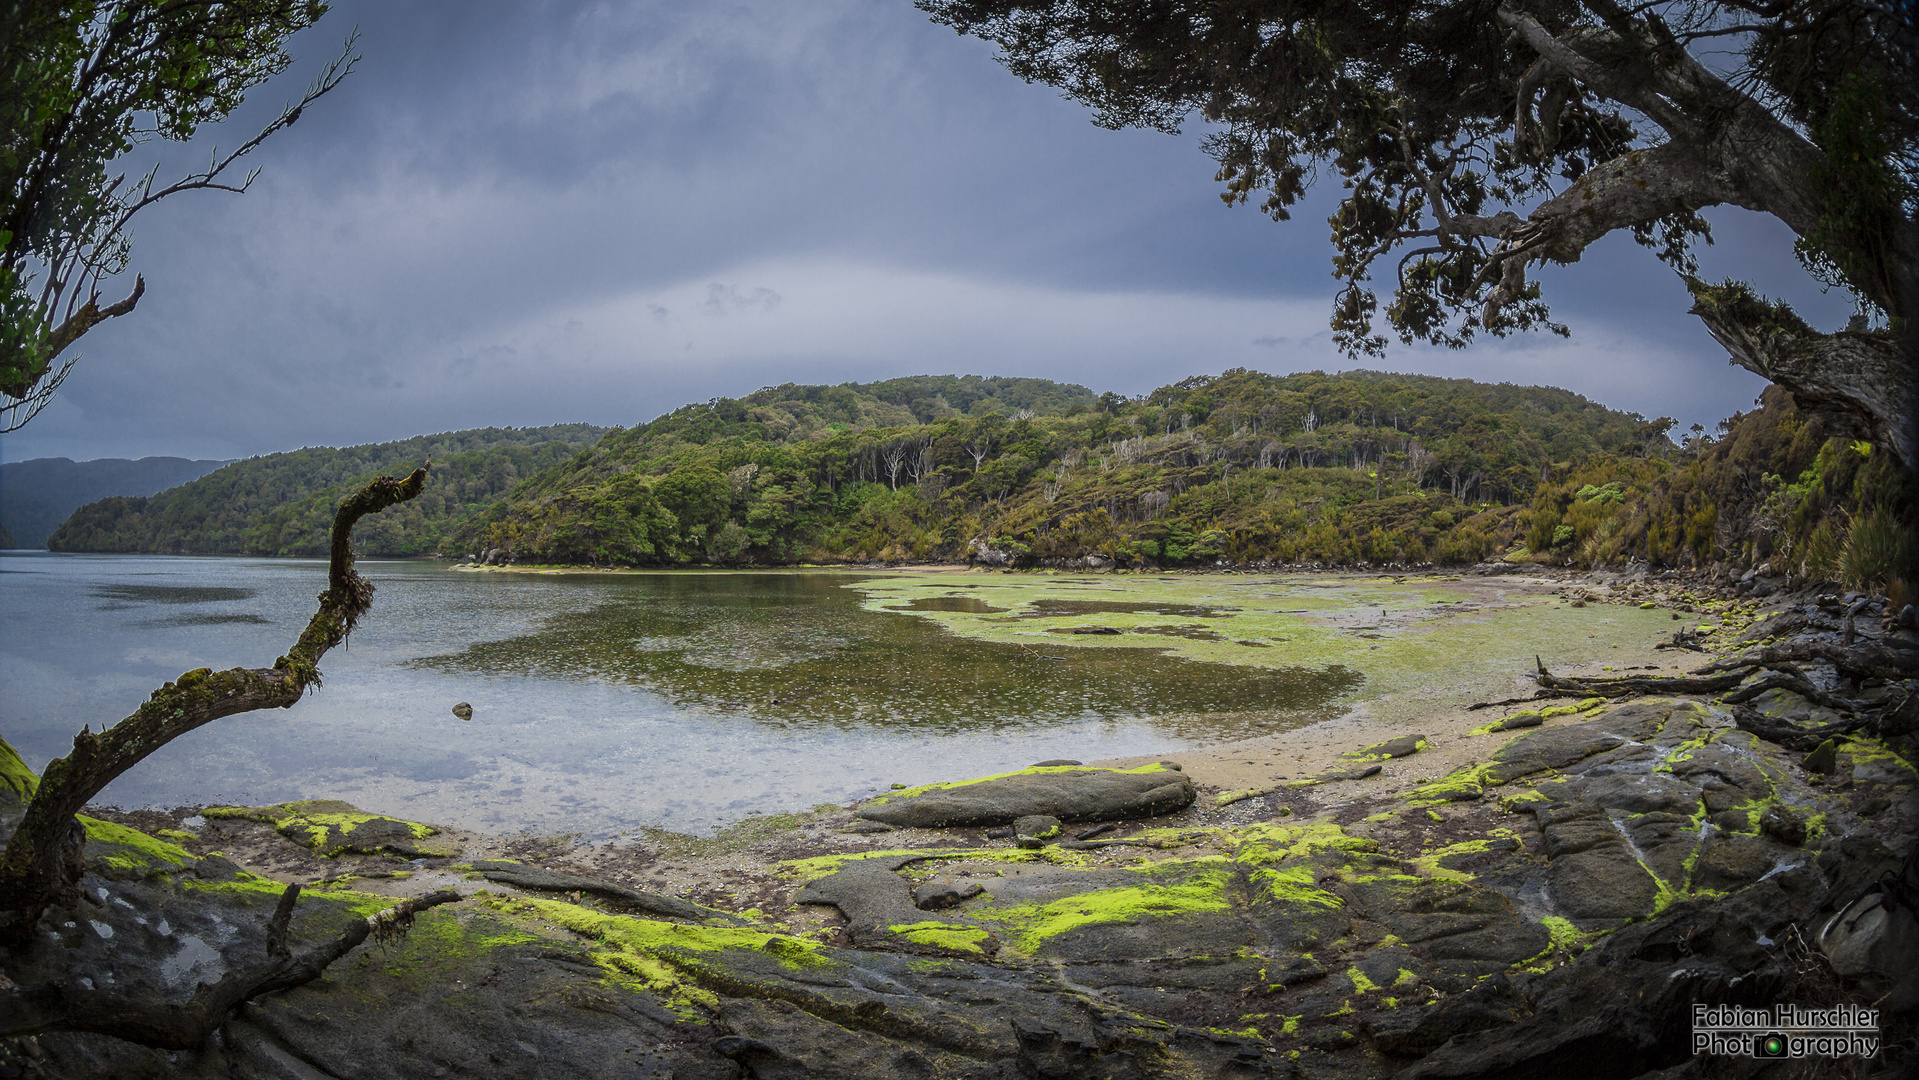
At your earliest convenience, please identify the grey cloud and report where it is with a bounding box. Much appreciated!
[0,0,1842,465]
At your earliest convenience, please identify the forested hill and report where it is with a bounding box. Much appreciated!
[0,456,229,548]
[48,425,606,557]
[460,369,1668,567]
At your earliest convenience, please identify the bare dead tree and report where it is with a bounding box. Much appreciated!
[965,433,993,473]
[881,440,909,490]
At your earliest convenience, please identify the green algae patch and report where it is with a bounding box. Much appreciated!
[1346,966,1381,994]
[1235,821,1377,866]
[845,571,1679,726]
[1470,697,1605,735]
[1409,837,1511,882]
[887,920,996,955]
[865,762,1179,807]
[204,799,458,858]
[775,845,1088,882]
[970,869,1237,954]
[0,736,39,803]
[79,815,194,872]
[1403,765,1492,806]
[1232,822,1362,909]
[369,909,543,994]
[1216,785,1279,807]
[488,894,832,1016]
[1342,736,1429,763]
[1839,737,1919,783]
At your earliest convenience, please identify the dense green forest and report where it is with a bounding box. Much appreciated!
[0,456,228,548]
[49,371,1912,588]
[458,369,1667,568]
[48,425,605,557]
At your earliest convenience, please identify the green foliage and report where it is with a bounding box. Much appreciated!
[1793,72,1909,315]
[3,0,343,414]
[464,369,1658,568]
[48,425,605,556]
[1622,386,1916,579]
[919,1,1914,350]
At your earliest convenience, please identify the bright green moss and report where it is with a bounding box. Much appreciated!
[1498,788,1551,812]
[1408,837,1500,882]
[487,895,831,1017]
[204,799,451,857]
[0,736,39,802]
[1346,966,1380,994]
[865,762,1178,806]
[777,844,1093,881]
[1403,765,1491,805]
[79,815,194,872]
[970,870,1236,954]
[887,921,995,955]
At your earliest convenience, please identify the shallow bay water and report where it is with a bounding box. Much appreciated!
[0,554,1671,834]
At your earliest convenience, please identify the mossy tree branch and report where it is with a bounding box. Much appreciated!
[1687,278,1913,470]
[0,464,430,945]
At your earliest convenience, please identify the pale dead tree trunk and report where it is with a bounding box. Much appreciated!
[0,464,430,946]
[881,442,908,490]
[965,435,993,473]
[907,439,935,485]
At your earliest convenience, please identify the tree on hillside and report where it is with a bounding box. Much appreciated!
[1,1,355,430]
[919,0,1918,468]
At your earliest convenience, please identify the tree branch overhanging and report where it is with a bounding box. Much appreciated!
[0,463,430,946]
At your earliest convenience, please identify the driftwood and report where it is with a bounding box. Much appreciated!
[0,887,461,1047]
[1510,625,1916,752]
[0,465,429,944]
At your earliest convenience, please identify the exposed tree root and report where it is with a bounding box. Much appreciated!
[0,887,461,1047]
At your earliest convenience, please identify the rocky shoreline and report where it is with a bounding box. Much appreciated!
[5,571,1916,1079]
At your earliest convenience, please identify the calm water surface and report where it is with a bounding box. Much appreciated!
[0,554,1358,834]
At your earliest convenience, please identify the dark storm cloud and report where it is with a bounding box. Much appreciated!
[0,0,1846,464]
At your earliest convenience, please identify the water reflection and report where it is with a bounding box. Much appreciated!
[418,573,1359,735]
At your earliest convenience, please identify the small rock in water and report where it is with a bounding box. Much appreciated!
[451,702,473,721]
[1031,759,1083,767]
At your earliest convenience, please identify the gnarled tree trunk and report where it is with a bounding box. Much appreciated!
[1688,279,1915,470]
[0,464,429,945]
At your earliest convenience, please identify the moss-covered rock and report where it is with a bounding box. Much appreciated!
[204,799,462,858]
[856,763,1195,827]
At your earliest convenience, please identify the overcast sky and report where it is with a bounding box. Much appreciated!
[0,0,1853,465]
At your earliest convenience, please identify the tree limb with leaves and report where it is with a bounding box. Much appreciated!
[1,0,356,430]
[919,0,1918,467]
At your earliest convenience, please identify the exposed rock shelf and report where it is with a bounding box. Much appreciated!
[7,678,1918,1079]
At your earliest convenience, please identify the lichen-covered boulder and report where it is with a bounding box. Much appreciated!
[857,763,1195,827]
[204,799,462,858]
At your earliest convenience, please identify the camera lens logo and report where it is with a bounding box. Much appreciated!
[1755,1033,1789,1058]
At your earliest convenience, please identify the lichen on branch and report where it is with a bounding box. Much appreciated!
[0,463,430,945]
